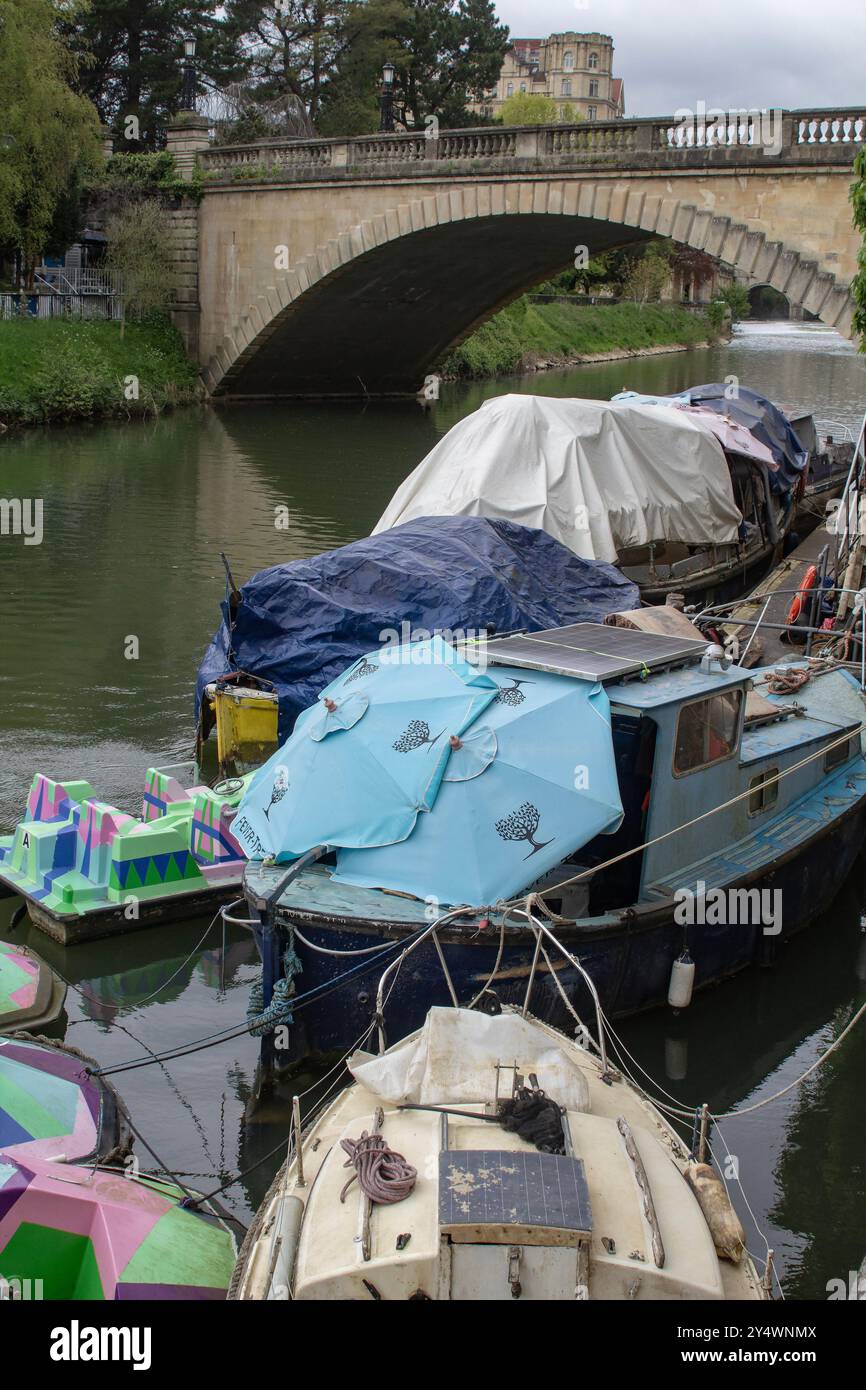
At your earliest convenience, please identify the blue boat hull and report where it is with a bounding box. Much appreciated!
[253,796,866,1063]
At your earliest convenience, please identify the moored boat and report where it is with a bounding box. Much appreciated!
[374,394,798,606]
[237,621,866,1062]
[0,765,252,945]
[0,1034,130,1165]
[229,1002,766,1301]
[0,939,66,1032]
[0,1152,237,1300]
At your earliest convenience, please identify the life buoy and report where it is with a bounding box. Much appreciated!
[786,565,817,626]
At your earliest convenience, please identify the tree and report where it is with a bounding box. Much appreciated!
[65,1,245,148]
[622,242,673,306]
[499,93,557,126]
[718,281,751,321]
[850,144,866,349]
[104,198,176,336]
[0,0,101,280]
[389,0,509,129]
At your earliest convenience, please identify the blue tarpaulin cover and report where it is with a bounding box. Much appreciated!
[196,516,639,741]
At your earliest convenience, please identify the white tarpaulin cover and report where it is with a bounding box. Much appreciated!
[348,1008,590,1112]
[374,394,743,564]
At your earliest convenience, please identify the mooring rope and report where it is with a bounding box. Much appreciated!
[339,1131,417,1205]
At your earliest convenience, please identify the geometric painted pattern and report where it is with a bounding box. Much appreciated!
[0,1038,118,1165]
[0,768,251,922]
[0,1153,236,1300]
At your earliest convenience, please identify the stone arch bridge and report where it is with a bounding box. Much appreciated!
[173,109,864,398]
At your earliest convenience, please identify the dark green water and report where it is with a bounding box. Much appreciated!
[1,321,864,1298]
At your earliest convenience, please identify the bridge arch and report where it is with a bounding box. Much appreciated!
[202,178,856,398]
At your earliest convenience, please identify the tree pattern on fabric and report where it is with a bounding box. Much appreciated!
[493,678,534,706]
[393,720,445,753]
[264,766,289,819]
[495,802,554,857]
[345,659,379,685]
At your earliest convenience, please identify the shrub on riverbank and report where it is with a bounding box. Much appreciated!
[441,299,715,380]
[0,317,200,426]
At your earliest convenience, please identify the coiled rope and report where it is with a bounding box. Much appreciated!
[339,1131,417,1205]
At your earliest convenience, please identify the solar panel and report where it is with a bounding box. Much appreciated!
[439,1150,592,1245]
[482,622,707,682]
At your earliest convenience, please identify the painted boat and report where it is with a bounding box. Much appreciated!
[0,765,251,945]
[0,1035,129,1165]
[0,940,66,1031]
[230,1004,765,1301]
[240,621,866,1062]
[0,1152,237,1300]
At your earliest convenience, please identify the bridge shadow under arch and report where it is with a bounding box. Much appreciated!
[215,214,652,398]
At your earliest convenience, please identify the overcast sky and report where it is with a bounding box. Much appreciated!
[494,0,865,115]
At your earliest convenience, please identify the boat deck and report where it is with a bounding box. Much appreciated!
[721,525,834,667]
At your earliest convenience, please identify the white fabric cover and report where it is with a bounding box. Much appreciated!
[348,1007,590,1112]
[374,394,742,564]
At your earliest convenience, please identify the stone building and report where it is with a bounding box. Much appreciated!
[472,32,625,122]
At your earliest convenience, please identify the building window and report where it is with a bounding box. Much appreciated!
[673,691,743,776]
[562,79,572,97]
[587,106,597,121]
[564,51,574,70]
[748,770,779,815]
[506,82,513,97]
[589,79,599,97]
[520,82,527,93]
[588,52,599,69]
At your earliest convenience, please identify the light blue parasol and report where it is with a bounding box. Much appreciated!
[333,666,623,907]
[232,635,499,861]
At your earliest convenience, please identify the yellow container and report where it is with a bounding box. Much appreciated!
[212,685,279,775]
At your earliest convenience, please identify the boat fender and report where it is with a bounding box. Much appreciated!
[684,1163,746,1264]
[266,1193,304,1300]
[667,951,695,1009]
[786,565,817,626]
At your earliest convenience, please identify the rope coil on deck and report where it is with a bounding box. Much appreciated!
[339,1131,417,1205]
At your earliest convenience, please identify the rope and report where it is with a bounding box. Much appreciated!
[339,1131,417,1205]
[762,667,811,694]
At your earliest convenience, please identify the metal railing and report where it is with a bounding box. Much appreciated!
[373,907,611,1079]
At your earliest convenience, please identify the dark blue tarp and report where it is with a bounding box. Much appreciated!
[682,384,808,494]
[196,516,640,741]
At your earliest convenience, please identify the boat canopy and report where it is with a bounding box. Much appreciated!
[613,384,808,493]
[373,395,743,564]
[196,515,638,741]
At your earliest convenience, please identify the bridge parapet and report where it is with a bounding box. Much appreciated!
[199,108,864,182]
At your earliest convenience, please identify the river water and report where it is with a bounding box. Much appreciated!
[1,321,864,1298]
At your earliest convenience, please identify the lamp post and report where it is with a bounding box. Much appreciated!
[179,37,197,113]
[379,61,396,132]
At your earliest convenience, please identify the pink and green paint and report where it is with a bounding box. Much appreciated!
[0,1153,236,1299]
[0,1037,118,1165]
[0,768,250,919]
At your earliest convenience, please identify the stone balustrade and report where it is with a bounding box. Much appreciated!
[199,108,865,182]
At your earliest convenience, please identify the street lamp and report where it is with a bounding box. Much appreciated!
[179,37,197,113]
[379,61,406,133]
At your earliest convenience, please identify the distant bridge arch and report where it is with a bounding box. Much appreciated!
[192,111,863,398]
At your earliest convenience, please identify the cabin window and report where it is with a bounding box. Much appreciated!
[748,769,778,815]
[673,691,743,776]
[825,736,851,771]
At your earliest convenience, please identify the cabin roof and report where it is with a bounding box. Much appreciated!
[605,661,751,710]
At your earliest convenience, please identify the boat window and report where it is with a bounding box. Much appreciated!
[748,769,779,815]
[825,736,851,771]
[673,690,743,776]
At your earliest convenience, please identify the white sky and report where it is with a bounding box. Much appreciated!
[494,0,866,115]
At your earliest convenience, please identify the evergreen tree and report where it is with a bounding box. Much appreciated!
[65,1,245,148]
[390,0,509,129]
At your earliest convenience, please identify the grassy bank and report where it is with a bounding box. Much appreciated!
[0,317,200,427]
[441,298,715,380]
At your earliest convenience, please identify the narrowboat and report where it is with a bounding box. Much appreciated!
[238,621,866,1063]
[230,1002,766,1301]
[0,765,252,945]
[374,394,799,606]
